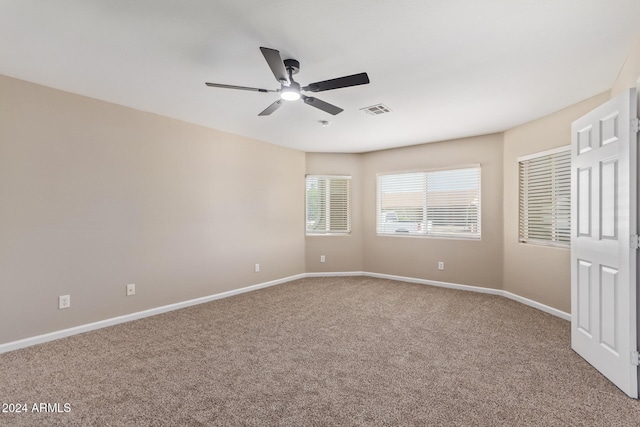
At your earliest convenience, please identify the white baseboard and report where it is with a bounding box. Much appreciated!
[305,271,366,277]
[361,272,570,321]
[364,272,504,296]
[0,273,306,354]
[301,271,570,320]
[502,291,570,321]
[0,271,569,354]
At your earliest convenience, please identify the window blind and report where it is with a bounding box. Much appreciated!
[518,148,571,247]
[377,166,481,238]
[306,175,351,235]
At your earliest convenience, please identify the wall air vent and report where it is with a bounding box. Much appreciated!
[360,104,392,115]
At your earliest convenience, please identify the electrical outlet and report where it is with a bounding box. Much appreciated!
[255,263,260,273]
[438,261,445,271]
[58,295,70,309]
[320,255,326,263]
[126,283,135,296]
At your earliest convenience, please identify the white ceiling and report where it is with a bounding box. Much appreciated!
[1,1,639,153]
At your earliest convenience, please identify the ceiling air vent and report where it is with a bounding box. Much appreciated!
[360,104,392,115]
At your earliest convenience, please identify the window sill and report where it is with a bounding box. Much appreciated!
[518,241,570,249]
[376,233,481,241]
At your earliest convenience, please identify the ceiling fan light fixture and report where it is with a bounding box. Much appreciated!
[280,85,301,101]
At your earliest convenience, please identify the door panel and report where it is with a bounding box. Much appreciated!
[577,167,592,236]
[574,167,591,236]
[599,265,618,353]
[600,159,617,239]
[577,259,592,334]
[571,88,638,398]
[600,113,619,146]
[578,125,593,154]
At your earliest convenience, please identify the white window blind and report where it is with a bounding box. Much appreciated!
[377,166,481,238]
[518,147,571,247]
[306,175,351,235]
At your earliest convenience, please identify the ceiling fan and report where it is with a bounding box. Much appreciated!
[205,47,370,116]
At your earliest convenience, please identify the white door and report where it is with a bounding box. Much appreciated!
[571,88,638,398]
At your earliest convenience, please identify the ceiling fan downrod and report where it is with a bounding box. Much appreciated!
[281,59,301,100]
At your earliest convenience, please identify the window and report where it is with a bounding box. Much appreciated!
[306,175,351,235]
[518,146,570,247]
[377,166,481,238]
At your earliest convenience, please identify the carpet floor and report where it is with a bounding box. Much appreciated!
[1,276,639,426]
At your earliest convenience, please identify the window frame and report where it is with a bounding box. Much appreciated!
[376,165,481,240]
[518,145,571,248]
[305,174,352,236]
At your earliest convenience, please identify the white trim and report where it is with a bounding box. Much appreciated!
[0,273,306,354]
[369,273,570,320]
[305,232,352,237]
[365,272,569,320]
[0,271,569,354]
[364,272,503,295]
[376,163,482,177]
[305,174,352,180]
[517,145,570,162]
[374,233,482,241]
[503,291,571,321]
[305,271,365,277]
[302,271,570,320]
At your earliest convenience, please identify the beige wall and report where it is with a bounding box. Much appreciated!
[502,92,610,313]
[305,153,363,272]
[0,75,305,344]
[362,134,504,289]
[611,31,640,97]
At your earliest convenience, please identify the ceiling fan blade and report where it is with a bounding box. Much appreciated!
[303,72,370,92]
[302,95,343,115]
[260,47,288,84]
[205,82,277,93]
[258,99,285,116]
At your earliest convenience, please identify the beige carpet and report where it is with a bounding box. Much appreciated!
[1,276,639,426]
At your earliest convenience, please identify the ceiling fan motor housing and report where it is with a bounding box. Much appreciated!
[283,59,300,75]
